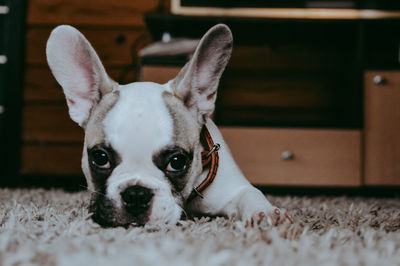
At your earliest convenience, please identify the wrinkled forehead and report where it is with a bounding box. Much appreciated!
[85,81,200,158]
[102,82,174,159]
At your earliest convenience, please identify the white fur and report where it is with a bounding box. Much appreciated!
[103,82,181,224]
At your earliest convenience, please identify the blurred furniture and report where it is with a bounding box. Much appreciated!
[0,0,25,181]
[364,71,400,185]
[139,14,400,186]
[18,0,400,188]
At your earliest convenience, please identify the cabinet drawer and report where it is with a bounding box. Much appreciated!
[220,127,361,186]
[364,71,400,185]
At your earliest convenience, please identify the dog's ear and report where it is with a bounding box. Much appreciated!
[171,24,232,118]
[46,25,115,127]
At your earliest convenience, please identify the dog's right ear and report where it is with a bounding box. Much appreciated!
[46,25,115,127]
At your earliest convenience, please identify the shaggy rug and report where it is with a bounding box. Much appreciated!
[0,188,399,266]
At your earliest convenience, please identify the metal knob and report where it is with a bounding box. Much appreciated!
[373,75,386,85]
[162,32,172,43]
[281,151,294,161]
[0,55,7,64]
[0,105,4,115]
[0,6,10,14]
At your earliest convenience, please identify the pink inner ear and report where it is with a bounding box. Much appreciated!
[72,45,98,102]
[196,65,212,92]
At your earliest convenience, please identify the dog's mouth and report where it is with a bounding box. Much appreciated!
[89,189,153,228]
[90,208,150,228]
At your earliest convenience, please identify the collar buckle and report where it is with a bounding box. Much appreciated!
[187,126,220,202]
[204,143,220,158]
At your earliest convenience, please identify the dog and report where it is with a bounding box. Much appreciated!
[46,24,292,227]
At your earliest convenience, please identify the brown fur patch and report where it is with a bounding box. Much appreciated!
[84,90,120,148]
[162,91,200,149]
[162,91,204,198]
[82,90,120,191]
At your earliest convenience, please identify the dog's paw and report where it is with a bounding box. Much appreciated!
[244,207,293,227]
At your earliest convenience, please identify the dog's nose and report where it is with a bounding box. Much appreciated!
[120,185,153,215]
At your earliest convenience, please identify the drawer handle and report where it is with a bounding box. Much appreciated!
[373,75,386,85]
[281,151,294,161]
[0,55,7,64]
[0,6,10,15]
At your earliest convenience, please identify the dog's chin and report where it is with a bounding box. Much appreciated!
[90,207,150,228]
[89,195,131,228]
[89,194,182,228]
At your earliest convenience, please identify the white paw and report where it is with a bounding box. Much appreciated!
[243,206,293,227]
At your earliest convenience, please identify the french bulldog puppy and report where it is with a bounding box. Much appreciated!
[46,24,292,227]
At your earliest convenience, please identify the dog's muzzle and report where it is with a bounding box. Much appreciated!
[90,185,154,228]
[120,185,153,216]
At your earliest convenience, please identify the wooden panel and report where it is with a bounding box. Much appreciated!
[364,71,400,185]
[171,1,400,19]
[24,66,136,102]
[23,104,83,143]
[220,127,361,186]
[221,74,331,109]
[218,107,329,127]
[26,27,148,66]
[27,0,160,26]
[217,43,360,127]
[221,45,349,112]
[140,65,181,83]
[24,66,65,102]
[228,45,354,71]
[21,144,83,175]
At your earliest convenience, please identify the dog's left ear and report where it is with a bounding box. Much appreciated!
[171,24,233,117]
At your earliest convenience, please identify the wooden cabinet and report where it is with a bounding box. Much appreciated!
[18,7,400,188]
[364,71,400,185]
[221,128,361,186]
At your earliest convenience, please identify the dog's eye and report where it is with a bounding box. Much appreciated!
[90,149,111,169]
[166,154,188,172]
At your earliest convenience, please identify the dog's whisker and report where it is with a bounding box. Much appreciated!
[178,206,189,220]
[85,213,94,221]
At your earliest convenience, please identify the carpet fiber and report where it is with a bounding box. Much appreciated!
[0,188,399,265]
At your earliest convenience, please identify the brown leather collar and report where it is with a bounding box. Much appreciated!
[187,126,220,202]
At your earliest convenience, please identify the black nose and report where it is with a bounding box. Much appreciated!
[120,186,153,215]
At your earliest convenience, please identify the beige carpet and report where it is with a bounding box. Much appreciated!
[0,188,399,266]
